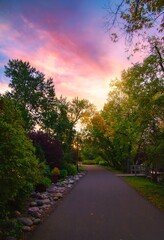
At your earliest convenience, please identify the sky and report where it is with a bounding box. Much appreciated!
[0,0,143,109]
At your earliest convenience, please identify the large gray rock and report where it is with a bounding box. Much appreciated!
[18,217,33,226]
[33,218,41,225]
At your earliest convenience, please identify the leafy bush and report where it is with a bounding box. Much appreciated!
[94,156,107,166]
[35,177,51,192]
[0,217,23,239]
[52,167,60,176]
[63,163,77,176]
[29,131,64,169]
[42,163,52,178]
[60,169,68,179]
[83,160,97,165]
[0,99,42,213]
[0,97,43,238]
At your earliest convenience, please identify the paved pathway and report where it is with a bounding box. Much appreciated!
[28,165,164,240]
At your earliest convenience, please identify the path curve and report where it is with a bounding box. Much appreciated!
[28,165,164,240]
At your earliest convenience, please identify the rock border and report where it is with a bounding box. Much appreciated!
[10,171,86,240]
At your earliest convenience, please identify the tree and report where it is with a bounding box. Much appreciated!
[0,97,42,219]
[55,97,75,148]
[103,53,163,170]
[83,52,163,171]
[4,59,56,131]
[83,112,115,166]
[68,97,94,126]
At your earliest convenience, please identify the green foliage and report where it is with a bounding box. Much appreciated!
[60,169,68,179]
[63,163,77,176]
[78,165,86,171]
[3,59,95,176]
[83,52,163,172]
[4,59,56,131]
[0,217,23,239]
[33,143,46,163]
[81,144,98,161]
[68,97,93,125]
[0,97,42,218]
[35,177,52,192]
[35,162,52,192]
[41,177,52,187]
[55,97,75,147]
[94,156,107,166]
[42,163,52,178]
[83,160,97,165]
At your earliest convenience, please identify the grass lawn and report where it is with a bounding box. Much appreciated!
[124,177,164,211]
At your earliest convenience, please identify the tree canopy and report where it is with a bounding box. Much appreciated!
[84,53,164,171]
[5,59,56,131]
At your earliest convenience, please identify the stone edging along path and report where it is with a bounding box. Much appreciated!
[14,171,86,240]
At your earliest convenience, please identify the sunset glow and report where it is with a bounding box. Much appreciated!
[0,0,142,109]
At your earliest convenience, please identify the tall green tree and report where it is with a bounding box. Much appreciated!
[4,59,56,131]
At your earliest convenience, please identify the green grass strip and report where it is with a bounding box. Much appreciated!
[124,177,164,211]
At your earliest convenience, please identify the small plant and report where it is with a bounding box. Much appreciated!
[0,217,23,239]
[78,165,86,171]
[51,167,60,183]
[52,167,60,176]
[60,169,68,179]
[35,177,51,192]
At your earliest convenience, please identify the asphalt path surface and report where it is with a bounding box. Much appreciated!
[28,165,164,240]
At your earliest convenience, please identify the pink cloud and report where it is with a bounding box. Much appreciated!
[0,6,144,110]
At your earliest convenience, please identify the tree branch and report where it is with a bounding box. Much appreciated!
[154,44,164,73]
